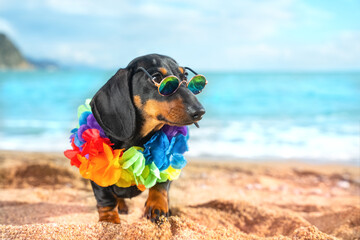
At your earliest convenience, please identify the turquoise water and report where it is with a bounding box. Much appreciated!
[0,70,359,163]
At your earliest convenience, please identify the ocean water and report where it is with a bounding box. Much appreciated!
[0,70,359,163]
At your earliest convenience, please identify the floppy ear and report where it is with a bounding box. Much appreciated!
[90,68,136,142]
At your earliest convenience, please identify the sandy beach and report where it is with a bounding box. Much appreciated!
[0,151,359,239]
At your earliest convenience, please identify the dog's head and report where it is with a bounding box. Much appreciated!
[91,54,205,146]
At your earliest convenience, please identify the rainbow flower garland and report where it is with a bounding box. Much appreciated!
[64,99,189,191]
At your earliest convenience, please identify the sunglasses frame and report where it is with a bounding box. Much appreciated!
[137,66,207,96]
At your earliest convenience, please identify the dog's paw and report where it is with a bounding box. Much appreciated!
[144,202,169,224]
[97,206,120,224]
[117,198,129,214]
[144,188,169,224]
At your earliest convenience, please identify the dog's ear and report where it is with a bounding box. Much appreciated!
[90,68,136,142]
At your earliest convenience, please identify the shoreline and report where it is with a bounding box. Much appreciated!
[0,149,358,166]
[0,150,359,239]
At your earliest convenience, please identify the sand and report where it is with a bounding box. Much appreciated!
[0,151,359,239]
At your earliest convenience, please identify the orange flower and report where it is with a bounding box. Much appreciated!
[77,141,124,187]
[137,184,146,191]
[78,154,92,179]
[90,144,123,187]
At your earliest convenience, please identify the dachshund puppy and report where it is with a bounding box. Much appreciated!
[88,54,205,223]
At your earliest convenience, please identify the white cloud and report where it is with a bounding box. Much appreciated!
[50,43,98,65]
[301,31,360,69]
[221,30,360,70]
[44,0,133,16]
[0,0,358,70]
[31,0,299,41]
[0,18,17,38]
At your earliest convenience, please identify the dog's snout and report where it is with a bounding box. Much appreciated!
[187,106,206,121]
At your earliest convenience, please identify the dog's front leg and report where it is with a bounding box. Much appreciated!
[91,181,120,224]
[144,180,171,222]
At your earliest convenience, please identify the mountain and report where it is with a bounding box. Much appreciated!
[27,58,59,70]
[0,33,33,70]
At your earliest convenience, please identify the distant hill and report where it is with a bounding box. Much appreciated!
[0,33,33,70]
[27,58,59,70]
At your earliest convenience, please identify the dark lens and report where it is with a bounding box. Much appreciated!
[159,76,180,96]
[188,75,206,94]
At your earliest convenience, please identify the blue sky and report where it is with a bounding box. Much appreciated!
[0,0,359,70]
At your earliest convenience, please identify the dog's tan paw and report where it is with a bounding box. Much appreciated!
[144,187,169,223]
[98,206,120,224]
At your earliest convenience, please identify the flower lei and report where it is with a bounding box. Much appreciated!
[64,99,189,191]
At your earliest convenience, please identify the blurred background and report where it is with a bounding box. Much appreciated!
[0,0,359,164]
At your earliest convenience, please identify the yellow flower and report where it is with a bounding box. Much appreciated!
[162,166,182,181]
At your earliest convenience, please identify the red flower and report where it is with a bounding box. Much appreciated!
[64,138,81,168]
[64,129,113,169]
[81,129,112,156]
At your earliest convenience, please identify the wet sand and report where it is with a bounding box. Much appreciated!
[0,151,359,239]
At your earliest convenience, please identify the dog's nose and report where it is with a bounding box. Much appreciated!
[187,106,206,121]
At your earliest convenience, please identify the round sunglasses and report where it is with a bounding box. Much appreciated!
[137,67,207,96]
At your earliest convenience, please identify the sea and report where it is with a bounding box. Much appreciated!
[0,69,359,164]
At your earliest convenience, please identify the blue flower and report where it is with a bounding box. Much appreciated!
[143,131,169,170]
[79,111,91,126]
[168,134,188,169]
[143,131,189,171]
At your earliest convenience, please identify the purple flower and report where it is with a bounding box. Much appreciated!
[161,125,188,140]
[77,124,91,143]
[71,112,107,148]
[86,114,107,138]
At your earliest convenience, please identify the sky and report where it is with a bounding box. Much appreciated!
[0,0,359,71]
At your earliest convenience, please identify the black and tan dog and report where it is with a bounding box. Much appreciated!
[89,54,205,223]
